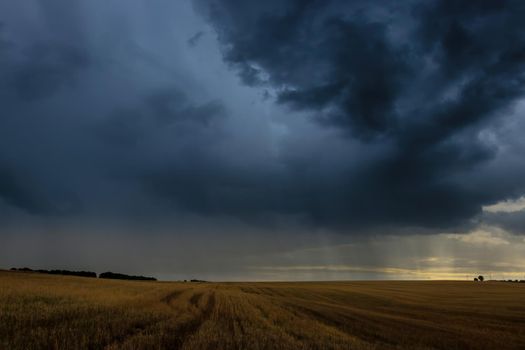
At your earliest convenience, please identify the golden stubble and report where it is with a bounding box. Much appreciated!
[1,271,525,349]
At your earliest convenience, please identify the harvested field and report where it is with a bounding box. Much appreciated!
[1,270,524,349]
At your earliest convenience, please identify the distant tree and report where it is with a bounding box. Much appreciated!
[99,272,156,281]
[9,267,96,278]
[474,278,478,282]
[478,275,484,282]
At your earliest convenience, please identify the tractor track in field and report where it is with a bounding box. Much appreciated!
[104,288,215,350]
[167,291,216,349]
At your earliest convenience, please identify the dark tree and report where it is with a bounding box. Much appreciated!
[474,278,478,282]
[9,267,96,278]
[99,272,156,281]
[478,275,484,282]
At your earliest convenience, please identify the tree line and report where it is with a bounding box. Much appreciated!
[9,267,156,281]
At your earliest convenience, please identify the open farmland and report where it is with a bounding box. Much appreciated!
[1,270,525,350]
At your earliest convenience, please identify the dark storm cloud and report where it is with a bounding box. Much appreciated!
[189,0,525,228]
[196,0,525,136]
[98,90,224,146]
[97,89,229,215]
[7,44,90,101]
[0,23,89,215]
[0,1,226,218]
[0,167,43,215]
[0,163,81,216]
[1,0,525,232]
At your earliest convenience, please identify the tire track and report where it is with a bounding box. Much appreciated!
[161,290,184,305]
[164,291,216,349]
[189,292,203,307]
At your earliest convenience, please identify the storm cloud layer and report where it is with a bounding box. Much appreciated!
[1,0,525,234]
[196,0,525,228]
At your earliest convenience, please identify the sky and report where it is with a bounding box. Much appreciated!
[1,0,525,281]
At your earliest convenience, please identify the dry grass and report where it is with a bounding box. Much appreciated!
[1,270,525,349]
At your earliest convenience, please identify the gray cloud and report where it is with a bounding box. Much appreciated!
[1,0,525,235]
[3,1,525,280]
[192,0,525,228]
[482,210,525,235]
[187,31,205,47]
[7,44,90,101]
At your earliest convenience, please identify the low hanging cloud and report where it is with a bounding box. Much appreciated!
[192,0,525,229]
[1,0,525,234]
